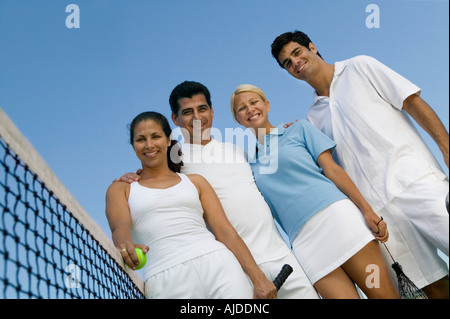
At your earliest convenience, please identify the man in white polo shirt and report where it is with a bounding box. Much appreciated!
[119,81,319,299]
[271,30,449,298]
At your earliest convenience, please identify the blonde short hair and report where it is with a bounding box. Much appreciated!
[230,84,268,122]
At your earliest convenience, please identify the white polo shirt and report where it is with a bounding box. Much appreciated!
[307,55,447,212]
[180,139,290,265]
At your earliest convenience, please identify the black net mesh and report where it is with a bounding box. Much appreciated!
[0,138,144,299]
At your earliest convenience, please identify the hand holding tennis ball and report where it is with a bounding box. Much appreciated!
[121,246,148,270]
[134,247,147,270]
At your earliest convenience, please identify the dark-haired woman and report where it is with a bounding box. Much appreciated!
[105,111,276,299]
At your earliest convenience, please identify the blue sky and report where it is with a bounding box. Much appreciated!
[0,0,448,261]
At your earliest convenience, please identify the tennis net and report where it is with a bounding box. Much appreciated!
[0,108,144,299]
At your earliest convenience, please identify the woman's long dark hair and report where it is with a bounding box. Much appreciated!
[129,111,183,173]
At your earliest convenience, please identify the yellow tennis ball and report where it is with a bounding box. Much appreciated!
[135,247,147,270]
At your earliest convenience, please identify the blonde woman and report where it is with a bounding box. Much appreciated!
[230,84,400,299]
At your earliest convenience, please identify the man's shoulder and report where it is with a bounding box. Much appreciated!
[213,139,246,153]
[334,55,384,79]
[341,55,380,68]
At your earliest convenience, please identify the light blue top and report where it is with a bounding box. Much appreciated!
[249,120,347,244]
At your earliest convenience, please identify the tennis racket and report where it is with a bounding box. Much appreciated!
[446,192,449,213]
[273,264,293,291]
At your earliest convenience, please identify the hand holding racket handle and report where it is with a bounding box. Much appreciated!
[273,264,293,291]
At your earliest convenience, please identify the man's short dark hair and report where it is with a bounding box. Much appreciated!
[271,30,322,68]
[169,81,212,115]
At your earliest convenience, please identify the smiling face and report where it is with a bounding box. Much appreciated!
[171,93,214,145]
[132,119,171,169]
[277,41,321,81]
[233,91,270,130]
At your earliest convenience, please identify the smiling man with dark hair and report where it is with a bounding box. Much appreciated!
[271,30,449,299]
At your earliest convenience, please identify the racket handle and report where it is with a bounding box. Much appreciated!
[273,264,293,291]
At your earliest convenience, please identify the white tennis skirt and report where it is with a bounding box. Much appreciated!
[292,199,375,285]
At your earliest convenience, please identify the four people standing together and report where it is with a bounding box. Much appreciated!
[106,30,449,299]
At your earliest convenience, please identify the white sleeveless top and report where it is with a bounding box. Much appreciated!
[128,173,225,280]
